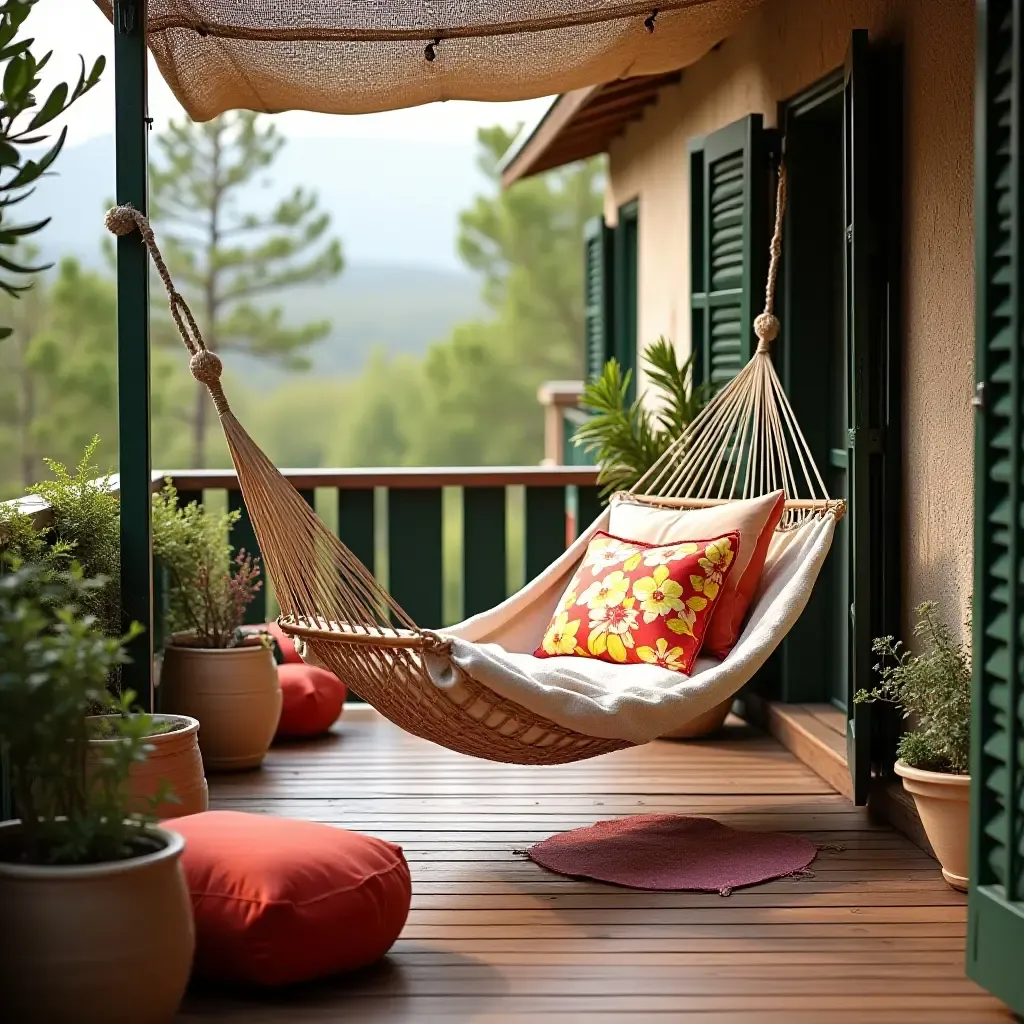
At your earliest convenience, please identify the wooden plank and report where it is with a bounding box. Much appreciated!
[387,488,443,628]
[159,465,600,492]
[462,487,507,615]
[753,699,854,800]
[183,707,1012,1022]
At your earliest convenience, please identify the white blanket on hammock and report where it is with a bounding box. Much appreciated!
[423,509,836,745]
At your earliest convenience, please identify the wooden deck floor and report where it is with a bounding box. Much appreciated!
[178,707,1013,1023]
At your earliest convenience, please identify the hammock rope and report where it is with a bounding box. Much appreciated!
[627,165,841,529]
[104,159,841,765]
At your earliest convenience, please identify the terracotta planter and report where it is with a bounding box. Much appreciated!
[660,698,733,740]
[0,821,194,1023]
[88,714,208,818]
[894,760,971,891]
[159,640,282,771]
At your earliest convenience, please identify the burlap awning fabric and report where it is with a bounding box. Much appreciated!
[92,0,764,120]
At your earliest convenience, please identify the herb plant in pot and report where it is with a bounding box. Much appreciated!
[153,483,281,771]
[855,601,972,890]
[0,562,194,1022]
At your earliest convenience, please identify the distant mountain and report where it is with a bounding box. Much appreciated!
[22,133,489,271]
[236,263,485,385]
[19,134,491,383]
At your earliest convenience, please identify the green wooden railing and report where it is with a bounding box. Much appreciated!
[160,466,602,629]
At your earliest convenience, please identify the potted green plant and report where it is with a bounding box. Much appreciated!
[0,438,121,641]
[855,601,972,890]
[152,482,281,771]
[0,561,194,1021]
[573,340,732,737]
[86,711,208,819]
[573,338,708,496]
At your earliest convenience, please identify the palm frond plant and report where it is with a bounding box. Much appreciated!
[573,338,708,497]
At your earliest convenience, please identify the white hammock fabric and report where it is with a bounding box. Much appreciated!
[414,502,835,744]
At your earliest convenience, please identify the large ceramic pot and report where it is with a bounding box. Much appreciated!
[88,714,208,818]
[0,821,194,1023]
[894,759,971,891]
[159,638,282,771]
[660,698,733,740]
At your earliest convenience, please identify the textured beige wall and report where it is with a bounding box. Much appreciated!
[606,0,975,638]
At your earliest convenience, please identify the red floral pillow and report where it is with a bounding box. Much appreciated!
[535,530,741,674]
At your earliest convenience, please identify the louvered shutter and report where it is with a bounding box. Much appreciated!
[969,1,1024,1014]
[583,216,614,383]
[689,115,771,389]
[614,201,639,402]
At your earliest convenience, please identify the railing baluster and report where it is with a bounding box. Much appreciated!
[174,488,203,509]
[525,485,569,582]
[337,488,376,575]
[577,484,604,539]
[463,487,507,617]
[388,488,443,628]
[228,491,266,625]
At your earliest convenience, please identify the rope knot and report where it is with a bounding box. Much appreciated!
[105,205,140,237]
[753,312,780,344]
[189,349,223,385]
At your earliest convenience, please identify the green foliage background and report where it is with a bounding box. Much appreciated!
[0,123,604,497]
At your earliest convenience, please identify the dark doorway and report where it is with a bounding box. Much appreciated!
[775,73,848,709]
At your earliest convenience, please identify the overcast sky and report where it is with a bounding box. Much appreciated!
[35,0,552,144]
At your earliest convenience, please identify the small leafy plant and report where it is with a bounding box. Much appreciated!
[0,559,156,865]
[0,0,105,330]
[151,481,263,649]
[854,601,971,775]
[573,338,708,496]
[0,437,120,639]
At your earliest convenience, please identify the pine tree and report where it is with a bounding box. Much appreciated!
[150,112,344,466]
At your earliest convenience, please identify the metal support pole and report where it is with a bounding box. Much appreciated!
[113,0,153,711]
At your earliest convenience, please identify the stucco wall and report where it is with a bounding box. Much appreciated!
[606,0,975,638]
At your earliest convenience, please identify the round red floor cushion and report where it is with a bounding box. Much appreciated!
[166,811,411,986]
[276,663,346,738]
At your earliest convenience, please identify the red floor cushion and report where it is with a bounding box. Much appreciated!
[276,663,346,738]
[166,811,411,986]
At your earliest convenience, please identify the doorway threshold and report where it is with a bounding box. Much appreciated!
[738,694,935,857]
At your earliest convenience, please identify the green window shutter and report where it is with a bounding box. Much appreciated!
[689,115,772,390]
[614,200,639,402]
[969,0,1024,1014]
[583,216,614,383]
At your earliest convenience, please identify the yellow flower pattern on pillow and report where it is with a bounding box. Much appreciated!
[536,530,741,674]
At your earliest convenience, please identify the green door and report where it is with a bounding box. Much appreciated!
[842,29,903,805]
[968,1,1024,1013]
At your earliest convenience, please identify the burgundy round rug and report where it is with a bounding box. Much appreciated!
[528,814,817,895]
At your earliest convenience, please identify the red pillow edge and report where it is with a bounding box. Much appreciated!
[704,491,786,659]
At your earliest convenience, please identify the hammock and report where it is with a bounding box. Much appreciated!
[106,164,843,765]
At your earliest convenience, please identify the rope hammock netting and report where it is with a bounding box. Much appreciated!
[106,162,843,765]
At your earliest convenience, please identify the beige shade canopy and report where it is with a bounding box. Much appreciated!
[93,0,764,120]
